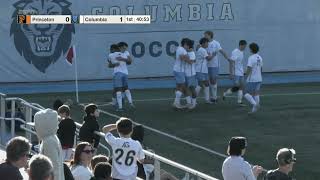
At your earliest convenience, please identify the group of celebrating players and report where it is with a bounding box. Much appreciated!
[107,30,263,113]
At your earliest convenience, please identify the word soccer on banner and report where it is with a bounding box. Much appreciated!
[17,15,151,24]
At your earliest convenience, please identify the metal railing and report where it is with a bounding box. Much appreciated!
[0,93,219,180]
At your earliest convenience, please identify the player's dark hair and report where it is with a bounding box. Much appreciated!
[249,43,259,53]
[84,103,98,115]
[116,117,133,136]
[188,40,194,49]
[118,42,128,48]
[6,136,30,162]
[199,37,209,45]
[228,137,247,156]
[239,40,247,46]
[180,38,190,46]
[204,31,214,38]
[93,162,112,179]
[131,125,144,143]
[53,99,63,111]
[91,154,109,170]
[58,105,70,117]
[110,44,120,52]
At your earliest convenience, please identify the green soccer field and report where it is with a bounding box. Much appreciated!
[14,82,320,180]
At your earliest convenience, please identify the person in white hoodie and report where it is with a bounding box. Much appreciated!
[34,108,64,180]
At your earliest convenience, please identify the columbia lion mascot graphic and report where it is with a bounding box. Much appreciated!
[10,0,75,73]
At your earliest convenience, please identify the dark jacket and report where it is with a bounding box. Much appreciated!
[0,161,23,180]
[265,169,292,180]
[57,118,76,148]
[79,115,100,148]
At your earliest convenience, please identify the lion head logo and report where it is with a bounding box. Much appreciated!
[10,0,75,73]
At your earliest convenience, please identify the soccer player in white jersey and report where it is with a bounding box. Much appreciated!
[184,40,197,109]
[108,43,133,111]
[173,38,193,109]
[118,42,134,108]
[108,44,122,109]
[204,31,231,103]
[223,40,247,105]
[195,38,213,104]
[244,43,263,113]
[103,117,145,180]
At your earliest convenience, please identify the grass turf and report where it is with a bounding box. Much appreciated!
[12,82,320,180]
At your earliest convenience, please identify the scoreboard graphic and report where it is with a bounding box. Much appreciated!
[17,15,151,24]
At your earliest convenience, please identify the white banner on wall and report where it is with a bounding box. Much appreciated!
[1,0,320,82]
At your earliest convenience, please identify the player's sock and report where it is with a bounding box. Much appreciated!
[186,96,192,105]
[195,86,201,96]
[125,90,133,104]
[174,91,183,104]
[112,97,117,105]
[204,86,210,101]
[192,98,197,106]
[244,93,256,106]
[224,88,232,96]
[254,95,260,105]
[210,84,218,100]
[237,90,243,103]
[116,91,123,109]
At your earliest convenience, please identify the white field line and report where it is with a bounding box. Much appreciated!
[80,92,320,105]
[78,104,228,158]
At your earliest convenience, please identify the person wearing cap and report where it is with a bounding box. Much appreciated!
[79,103,101,149]
[222,137,263,180]
[265,148,296,180]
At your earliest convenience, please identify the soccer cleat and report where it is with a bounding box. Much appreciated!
[205,100,213,104]
[173,102,185,109]
[129,103,135,109]
[116,108,124,112]
[187,103,196,110]
[237,102,247,107]
[248,104,258,114]
[210,98,218,104]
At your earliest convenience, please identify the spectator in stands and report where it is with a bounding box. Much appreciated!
[57,105,76,161]
[34,109,65,180]
[28,154,54,180]
[53,99,64,111]
[91,154,109,170]
[103,117,145,180]
[222,137,263,180]
[5,101,25,131]
[131,125,147,179]
[64,163,75,180]
[79,104,100,149]
[265,148,296,180]
[0,136,30,180]
[131,125,178,180]
[70,142,94,180]
[90,162,112,180]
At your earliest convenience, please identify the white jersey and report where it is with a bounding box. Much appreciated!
[184,51,196,77]
[105,133,145,180]
[173,46,187,72]
[222,156,256,180]
[247,54,263,82]
[109,52,128,75]
[230,48,244,76]
[195,47,209,73]
[207,40,222,67]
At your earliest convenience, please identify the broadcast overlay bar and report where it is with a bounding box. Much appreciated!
[17,15,151,24]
